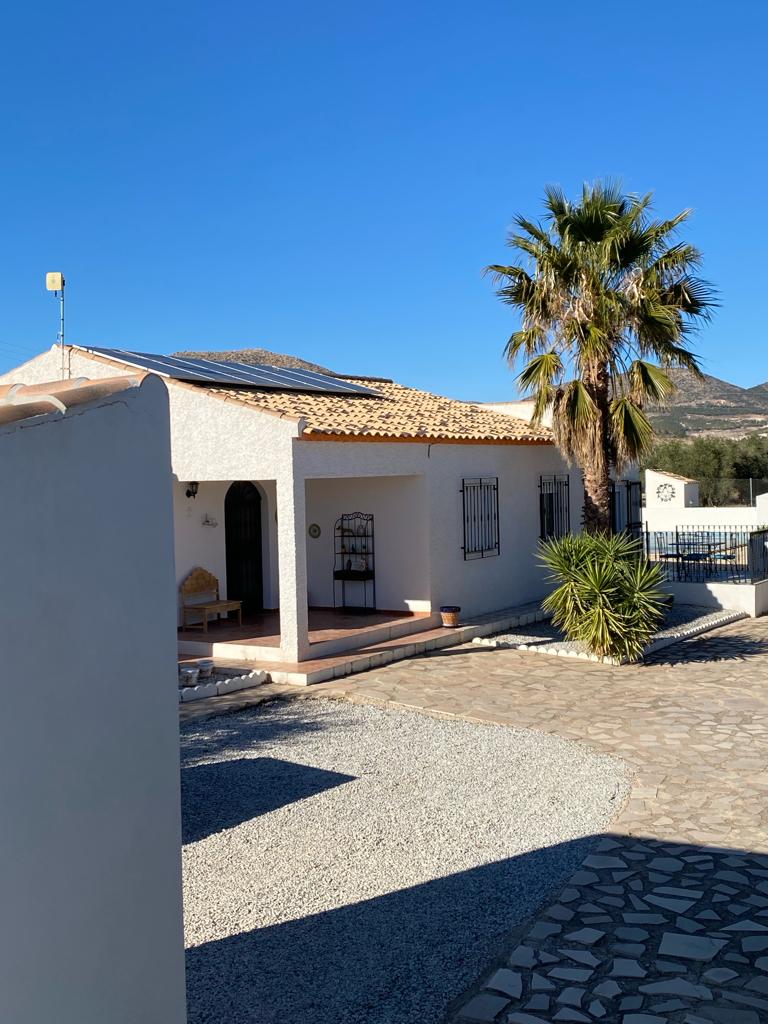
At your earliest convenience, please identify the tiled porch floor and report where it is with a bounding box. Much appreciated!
[178,608,431,648]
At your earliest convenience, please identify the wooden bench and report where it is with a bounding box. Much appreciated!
[180,567,242,632]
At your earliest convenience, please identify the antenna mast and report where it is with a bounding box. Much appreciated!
[45,272,66,379]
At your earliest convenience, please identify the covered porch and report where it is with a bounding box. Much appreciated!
[174,471,434,664]
[177,606,440,661]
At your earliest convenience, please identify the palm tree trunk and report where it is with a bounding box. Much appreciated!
[581,362,612,533]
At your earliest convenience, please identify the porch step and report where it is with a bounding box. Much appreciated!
[200,601,551,687]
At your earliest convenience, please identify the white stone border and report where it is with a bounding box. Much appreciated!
[179,669,268,703]
[472,609,747,665]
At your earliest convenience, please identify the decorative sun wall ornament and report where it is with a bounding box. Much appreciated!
[656,482,676,503]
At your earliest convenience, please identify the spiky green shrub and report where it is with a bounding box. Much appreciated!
[539,532,667,662]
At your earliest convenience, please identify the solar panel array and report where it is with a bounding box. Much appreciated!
[75,346,381,396]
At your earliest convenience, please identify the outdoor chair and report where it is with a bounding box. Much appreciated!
[180,567,242,632]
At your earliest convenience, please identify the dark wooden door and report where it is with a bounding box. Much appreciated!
[225,482,263,613]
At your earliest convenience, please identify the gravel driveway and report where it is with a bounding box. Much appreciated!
[182,698,629,1024]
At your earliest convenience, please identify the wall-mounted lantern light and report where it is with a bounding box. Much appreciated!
[185,481,199,499]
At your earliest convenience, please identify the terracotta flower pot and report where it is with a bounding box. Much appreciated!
[440,606,461,628]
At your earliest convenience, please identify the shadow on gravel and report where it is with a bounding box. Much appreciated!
[181,757,355,844]
[185,837,595,1024]
[181,702,334,762]
[186,834,768,1024]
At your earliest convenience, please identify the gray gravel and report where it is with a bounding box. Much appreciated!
[182,699,630,1024]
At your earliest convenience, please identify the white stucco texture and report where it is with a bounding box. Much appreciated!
[0,374,186,1023]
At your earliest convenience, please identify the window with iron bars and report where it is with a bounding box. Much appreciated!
[461,477,500,559]
[539,474,570,540]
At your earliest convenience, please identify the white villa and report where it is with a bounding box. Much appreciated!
[2,345,582,670]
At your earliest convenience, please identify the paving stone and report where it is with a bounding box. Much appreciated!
[703,967,739,982]
[559,950,599,967]
[742,936,768,952]
[528,922,562,941]
[509,946,537,968]
[546,904,575,922]
[564,928,605,945]
[583,855,629,869]
[694,1008,761,1023]
[522,995,550,1011]
[639,979,713,1000]
[616,927,649,941]
[530,973,555,991]
[610,958,647,978]
[588,999,606,1018]
[658,933,728,961]
[648,857,686,872]
[676,916,705,933]
[457,993,510,1021]
[623,1016,667,1024]
[619,997,643,1010]
[646,894,698,912]
[552,1010,590,1022]
[555,987,585,1007]
[486,969,523,999]
[548,967,594,983]
[594,980,622,999]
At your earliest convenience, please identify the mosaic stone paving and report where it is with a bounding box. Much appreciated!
[307,615,768,1024]
[456,835,768,1024]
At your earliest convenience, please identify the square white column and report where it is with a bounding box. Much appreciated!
[277,474,310,662]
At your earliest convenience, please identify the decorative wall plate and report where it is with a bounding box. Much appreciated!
[308,523,321,539]
[656,482,676,503]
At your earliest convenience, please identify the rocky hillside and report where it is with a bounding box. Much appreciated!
[173,347,335,375]
[647,368,768,438]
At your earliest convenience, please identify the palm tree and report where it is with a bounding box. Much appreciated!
[487,182,716,532]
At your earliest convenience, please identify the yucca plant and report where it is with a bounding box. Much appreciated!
[539,532,667,662]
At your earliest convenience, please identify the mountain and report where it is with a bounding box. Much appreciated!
[647,368,768,438]
[173,347,336,375]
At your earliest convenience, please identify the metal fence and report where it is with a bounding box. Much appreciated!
[680,477,768,507]
[644,525,768,584]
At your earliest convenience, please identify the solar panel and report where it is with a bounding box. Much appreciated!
[76,347,380,396]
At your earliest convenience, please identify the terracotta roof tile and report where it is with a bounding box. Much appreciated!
[207,377,552,444]
[0,376,141,426]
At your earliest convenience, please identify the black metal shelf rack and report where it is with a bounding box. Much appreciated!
[333,513,376,612]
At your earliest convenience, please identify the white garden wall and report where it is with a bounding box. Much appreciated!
[0,376,186,1023]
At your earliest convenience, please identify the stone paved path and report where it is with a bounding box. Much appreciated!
[309,616,768,1024]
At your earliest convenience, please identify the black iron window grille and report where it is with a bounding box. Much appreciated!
[461,477,500,559]
[610,479,643,537]
[539,474,570,540]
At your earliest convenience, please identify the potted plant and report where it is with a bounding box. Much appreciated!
[440,605,461,628]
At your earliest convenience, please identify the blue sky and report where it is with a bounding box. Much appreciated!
[1,2,766,399]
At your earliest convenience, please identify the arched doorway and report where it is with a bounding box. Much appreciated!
[225,482,263,613]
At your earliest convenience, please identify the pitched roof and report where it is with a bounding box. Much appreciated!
[207,377,552,444]
[0,376,140,427]
[67,347,551,444]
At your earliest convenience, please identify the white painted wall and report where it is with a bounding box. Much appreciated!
[0,375,186,1023]
[296,439,581,618]
[305,475,430,612]
[173,478,279,612]
[664,579,768,617]
[643,470,768,531]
